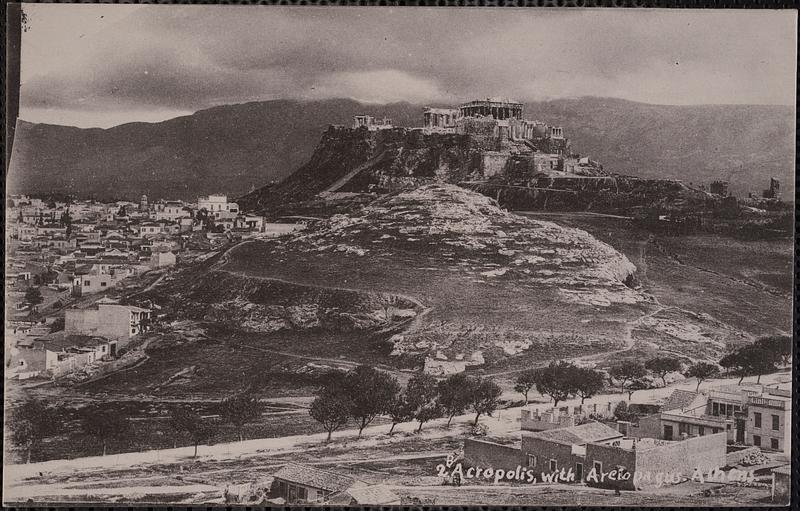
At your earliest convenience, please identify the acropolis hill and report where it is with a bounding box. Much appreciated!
[239,98,712,216]
[353,97,605,180]
[9,98,793,202]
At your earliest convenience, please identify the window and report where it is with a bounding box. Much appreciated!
[771,415,780,431]
[100,282,107,287]
[593,461,603,474]
[753,435,761,446]
[527,455,537,467]
[549,459,557,472]
[712,402,719,416]
[754,412,762,428]
[726,424,731,430]
[698,426,704,436]
[771,438,779,450]
[84,280,90,286]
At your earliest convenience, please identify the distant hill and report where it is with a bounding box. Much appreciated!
[8,97,793,201]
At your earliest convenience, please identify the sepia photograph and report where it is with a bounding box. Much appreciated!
[3,4,796,507]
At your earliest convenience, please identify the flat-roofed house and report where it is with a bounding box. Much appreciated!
[65,302,151,345]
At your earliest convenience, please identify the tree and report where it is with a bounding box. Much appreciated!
[609,360,647,394]
[438,373,472,426]
[406,373,441,432]
[684,362,719,391]
[81,408,130,456]
[50,316,65,332]
[169,407,212,457]
[219,392,264,442]
[573,368,605,404]
[387,392,415,435]
[24,286,43,306]
[9,399,58,463]
[613,401,636,422]
[467,377,503,425]
[755,336,792,367]
[343,365,401,437]
[736,344,780,384]
[60,210,72,235]
[645,357,682,387]
[721,344,781,385]
[626,378,652,401]
[309,390,350,442]
[718,352,740,380]
[513,369,538,405]
[535,361,578,408]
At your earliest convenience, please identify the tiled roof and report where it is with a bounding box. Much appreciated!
[772,465,791,475]
[527,421,622,446]
[346,485,399,505]
[35,332,109,351]
[661,390,701,412]
[272,463,357,493]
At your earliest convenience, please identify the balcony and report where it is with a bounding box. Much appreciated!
[708,390,749,405]
[748,397,786,410]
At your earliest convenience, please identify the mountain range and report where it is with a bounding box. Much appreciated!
[7,97,794,202]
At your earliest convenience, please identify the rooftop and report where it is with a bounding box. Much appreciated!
[661,389,701,412]
[524,421,621,446]
[34,332,109,351]
[272,463,359,493]
[345,485,399,505]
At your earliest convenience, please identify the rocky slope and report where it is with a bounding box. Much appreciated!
[139,185,741,376]
[238,126,490,212]
[256,184,742,366]
[150,268,420,334]
[286,184,641,301]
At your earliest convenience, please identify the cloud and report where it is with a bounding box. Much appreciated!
[18,5,797,127]
[307,70,448,104]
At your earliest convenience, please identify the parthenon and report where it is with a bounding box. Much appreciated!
[458,98,523,120]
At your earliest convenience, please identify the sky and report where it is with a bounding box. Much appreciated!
[18,5,798,128]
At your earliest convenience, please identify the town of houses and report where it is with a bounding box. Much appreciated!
[5,192,301,382]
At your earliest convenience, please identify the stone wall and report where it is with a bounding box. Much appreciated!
[481,152,509,178]
[521,435,584,475]
[585,442,638,490]
[724,446,762,467]
[65,308,100,336]
[464,438,525,471]
[634,432,727,488]
[627,414,662,439]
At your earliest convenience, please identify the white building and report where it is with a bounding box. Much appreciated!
[154,201,191,222]
[197,194,239,218]
[150,250,177,269]
[65,302,151,343]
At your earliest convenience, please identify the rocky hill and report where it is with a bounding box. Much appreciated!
[8,97,793,200]
[220,185,744,368]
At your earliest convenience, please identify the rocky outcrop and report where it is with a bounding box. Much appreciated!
[161,270,419,334]
[239,126,491,213]
[286,184,641,298]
